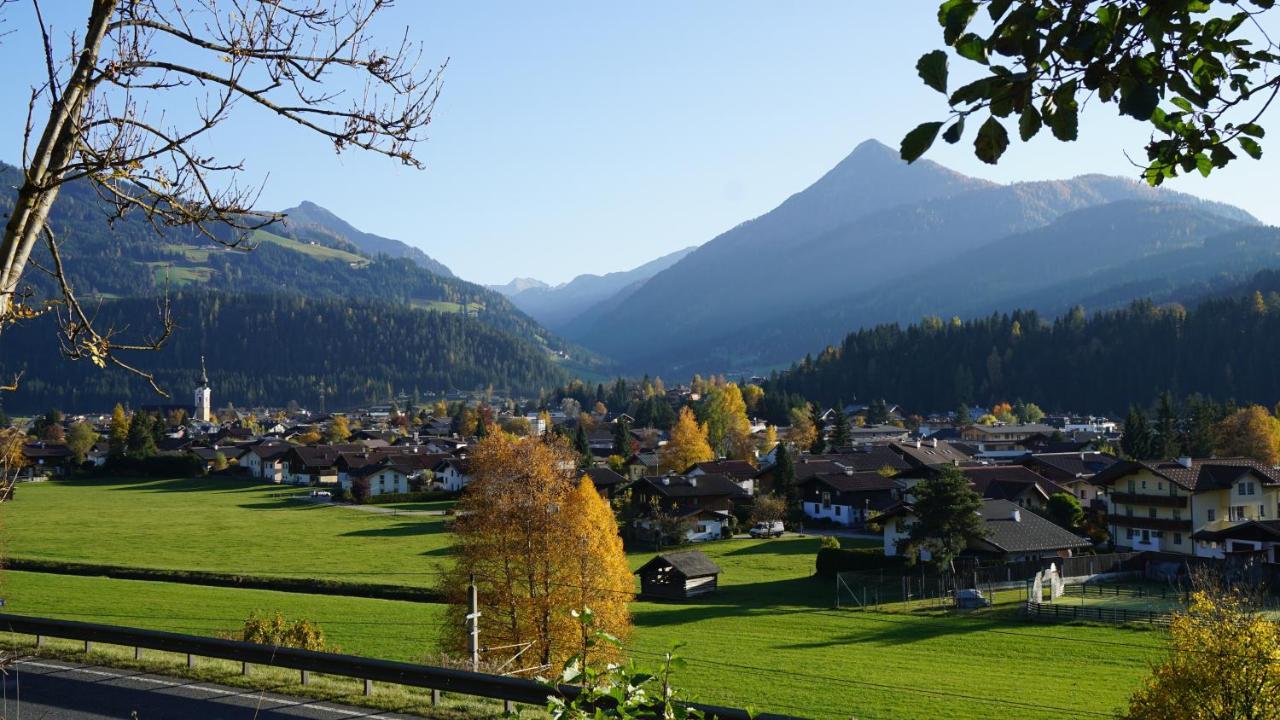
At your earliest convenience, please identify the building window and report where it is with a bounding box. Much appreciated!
[1126,506,1133,517]
[1173,509,1182,520]
[1141,479,1147,489]
[1174,533,1182,544]
[1230,506,1246,522]
[1126,528,1134,540]
[1128,479,1136,492]
[1207,508,1216,522]
[1263,504,1269,519]
[1157,481,1163,490]
[835,505,842,516]
[1148,507,1157,518]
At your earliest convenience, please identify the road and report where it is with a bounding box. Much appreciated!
[0,659,425,719]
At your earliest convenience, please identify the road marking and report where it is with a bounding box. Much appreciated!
[17,660,399,718]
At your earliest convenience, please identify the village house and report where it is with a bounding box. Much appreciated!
[1093,457,1280,558]
[242,442,291,482]
[628,473,747,543]
[432,457,472,492]
[1021,451,1118,508]
[581,467,630,499]
[880,499,1091,562]
[686,459,757,495]
[798,470,901,528]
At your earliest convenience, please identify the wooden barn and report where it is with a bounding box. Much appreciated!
[634,550,721,599]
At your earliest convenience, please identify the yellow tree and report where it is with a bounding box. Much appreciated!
[660,407,714,472]
[742,384,765,413]
[442,434,633,670]
[0,427,29,502]
[702,383,750,454]
[787,405,817,451]
[108,403,130,457]
[1124,587,1280,719]
[760,425,778,451]
[326,415,352,444]
[1215,406,1280,466]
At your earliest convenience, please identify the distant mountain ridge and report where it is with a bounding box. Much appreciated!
[490,277,551,296]
[498,246,698,329]
[278,200,455,277]
[564,139,1266,374]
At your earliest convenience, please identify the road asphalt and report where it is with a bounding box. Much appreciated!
[0,659,427,719]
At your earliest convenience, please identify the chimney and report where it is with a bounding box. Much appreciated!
[1178,456,1193,469]
[914,439,921,449]
[1010,508,1021,522]
[929,438,938,448]
[689,477,697,488]
[662,477,670,486]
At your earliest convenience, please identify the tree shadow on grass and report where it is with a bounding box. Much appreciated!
[237,499,329,510]
[341,521,450,538]
[105,477,262,493]
[419,546,456,557]
[720,538,822,557]
[633,577,831,627]
[773,608,1012,650]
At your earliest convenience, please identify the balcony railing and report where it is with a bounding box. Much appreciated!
[1109,492,1188,509]
[1112,516,1192,532]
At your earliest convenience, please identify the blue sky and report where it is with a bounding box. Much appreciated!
[2,2,1277,285]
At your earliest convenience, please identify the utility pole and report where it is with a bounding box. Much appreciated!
[467,572,481,672]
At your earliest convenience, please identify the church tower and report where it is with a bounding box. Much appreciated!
[194,355,212,423]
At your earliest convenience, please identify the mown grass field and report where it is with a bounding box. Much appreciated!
[0,477,1168,719]
[2,477,454,584]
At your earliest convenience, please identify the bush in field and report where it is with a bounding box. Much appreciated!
[242,611,325,651]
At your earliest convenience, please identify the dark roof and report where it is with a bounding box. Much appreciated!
[688,460,756,480]
[636,473,747,498]
[21,442,73,460]
[974,500,1092,554]
[288,444,364,469]
[634,550,721,578]
[891,440,973,468]
[582,467,628,488]
[1024,452,1118,480]
[188,446,248,461]
[823,446,912,473]
[963,466,1067,500]
[803,471,900,493]
[1092,457,1280,492]
[250,442,292,460]
[1192,520,1280,543]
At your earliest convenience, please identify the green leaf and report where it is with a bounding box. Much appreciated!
[1194,152,1214,177]
[973,116,1010,164]
[1170,97,1194,113]
[938,0,979,45]
[943,117,965,144]
[1119,81,1159,120]
[1018,106,1041,141]
[901,121,944,163]
[954,33,988,64]
[1239,123,1265,138]
[1239,136,1263,159]
[987,0,1014,21]
[1047,101,1079,141]
[916,50,949,94]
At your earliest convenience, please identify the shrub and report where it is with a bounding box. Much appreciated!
[815,547,904,577]
[242,610,325,651]
[819,535,841,551]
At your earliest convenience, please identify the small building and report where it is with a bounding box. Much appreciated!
[634,550,721,600]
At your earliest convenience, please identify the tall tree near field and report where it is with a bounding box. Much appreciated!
[831,405,852,448]
[1122,407,1154,460]
[903,0,1279,184]
[1214,405,1280,466]
[897,466,987,570]
[773,442,799,515]
[442,434,632,670]
[66,421,97,464]
[573,422,592,467]
[1154,391,1183,459]
[660,407,714,473]
[742,384,765,413]
[701,383,750,454]
[611,416,633,456]
[326,416,352,444]
[786,405,817,451]
[125,412,156,458]
[1123,584,1280,720]
[108,403,129,458]
[810,404,827,454]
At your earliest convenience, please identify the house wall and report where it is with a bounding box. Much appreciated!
[1109,469,1191,554]
[882,513,931,561]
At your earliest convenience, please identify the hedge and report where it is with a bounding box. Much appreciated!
[363,491,456,505]
[4,557,444,603]
[815,547,905,577]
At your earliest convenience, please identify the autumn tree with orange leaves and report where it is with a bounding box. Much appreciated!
[660,407,714,473]
[1214,405,1280,466]
[441,432,633,672]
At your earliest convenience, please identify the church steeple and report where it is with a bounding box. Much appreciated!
[194,355,212,422]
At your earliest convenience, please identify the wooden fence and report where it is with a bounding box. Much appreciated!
[1024,601,1172,626]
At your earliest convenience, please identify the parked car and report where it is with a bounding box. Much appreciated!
[749,521,784,538]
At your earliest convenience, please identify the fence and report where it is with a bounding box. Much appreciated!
[1023,601,1172,626]
[0,613,795,720]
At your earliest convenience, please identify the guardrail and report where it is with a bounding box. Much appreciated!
[0,613,794,719]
